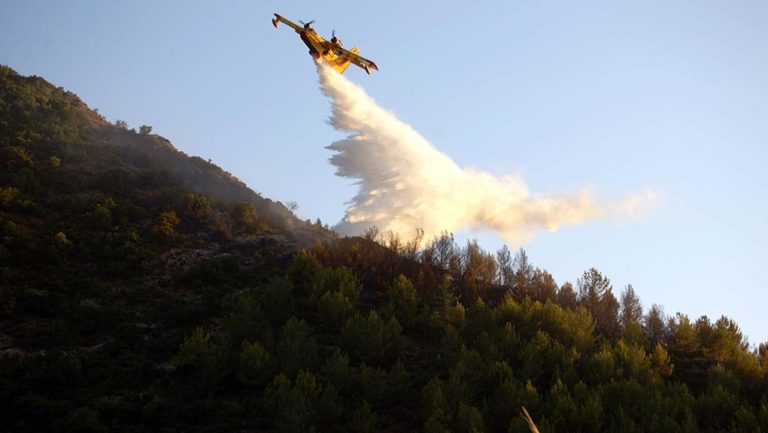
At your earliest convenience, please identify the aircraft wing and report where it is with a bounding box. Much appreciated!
[331,45,379,71]
[272,14,303,32]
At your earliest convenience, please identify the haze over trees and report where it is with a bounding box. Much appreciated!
[1,65,767,432]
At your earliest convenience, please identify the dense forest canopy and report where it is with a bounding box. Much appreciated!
[1,65,767,432]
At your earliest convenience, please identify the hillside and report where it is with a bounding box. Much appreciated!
[1,66,767,433]
[0,65,329,243]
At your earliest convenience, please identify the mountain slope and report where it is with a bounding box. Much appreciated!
[0,65,329,244]
[1,66,767,433]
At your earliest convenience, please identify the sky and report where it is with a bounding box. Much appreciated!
[1,0,766,344]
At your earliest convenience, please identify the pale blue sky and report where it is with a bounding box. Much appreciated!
[2,0,766,344]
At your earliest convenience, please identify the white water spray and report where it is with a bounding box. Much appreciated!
[317,62,653,243]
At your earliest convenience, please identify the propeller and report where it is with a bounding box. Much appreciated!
[299,19,315,27]
[332,30,341,44]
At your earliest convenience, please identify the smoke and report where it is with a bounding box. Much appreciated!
[317,62,653,244]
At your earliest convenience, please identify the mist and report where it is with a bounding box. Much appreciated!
[317,62,653,244]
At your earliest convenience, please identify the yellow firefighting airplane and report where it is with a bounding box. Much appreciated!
[272,13,379,75]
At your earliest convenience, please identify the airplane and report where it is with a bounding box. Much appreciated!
[271,13,379,75]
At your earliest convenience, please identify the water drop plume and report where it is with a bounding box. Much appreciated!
[316,62,653,243]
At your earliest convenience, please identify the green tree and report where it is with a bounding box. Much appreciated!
[322,266,362,303]
[182,193,212,226]
[231,202,265,232]
[223,291,266,347]
[456,403,484,433]
[651,342,674,378]
[276,317,318,377]
[237,340,270,385]
[341,311,401,364]
[155,210,180,237]
[614,339,651,379]
[530,269,558,302]
[423,377,452,433]
[555,282,578,310]
[172,327,223,390]
[265,371,323,433]
[512,248,534,298]
[350,401,378,433]
[384,274,419,325]
[620,284,643,327]
[668,314,709,387]
[172,327,219,369]
[460,240,489,300]
[317,290,354,328]
[261,276,297,325]
[322,350,354,395]
[288,250,326,296]
[645,304,668,346]
[620,286,646,345]
[578,268,620,338]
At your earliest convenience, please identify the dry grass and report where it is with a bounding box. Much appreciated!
[521,407,540,433]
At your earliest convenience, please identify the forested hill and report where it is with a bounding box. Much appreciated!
[0,65,328,244]
[1,65,767,433]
